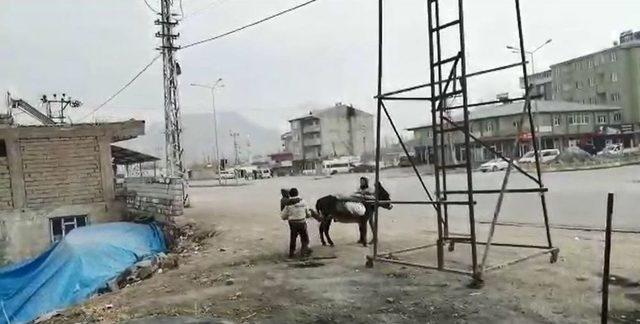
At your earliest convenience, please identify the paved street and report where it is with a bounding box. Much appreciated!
[194,164,640,234]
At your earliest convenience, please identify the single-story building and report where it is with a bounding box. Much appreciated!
[0,120,148,264]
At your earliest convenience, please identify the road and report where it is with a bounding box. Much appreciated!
[195,164,640,232]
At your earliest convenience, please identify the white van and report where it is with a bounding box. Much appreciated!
[322,160,353,175]
[518,149,560,164]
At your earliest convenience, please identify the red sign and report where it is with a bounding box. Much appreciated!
[518,132,533,141]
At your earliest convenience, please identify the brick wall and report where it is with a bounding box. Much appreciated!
[125,177,184,221]
[0,157,13,210]
[20,137,103,208]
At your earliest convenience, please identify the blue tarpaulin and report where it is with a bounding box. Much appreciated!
[0,222,166,324]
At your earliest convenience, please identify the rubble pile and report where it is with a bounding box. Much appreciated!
[164,222,217,256]
[105,253,180,292]
[105,223,216,291]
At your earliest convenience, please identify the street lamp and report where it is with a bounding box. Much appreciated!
[507,39,552,151]
[507,38,552,74]
[190,79,225,184]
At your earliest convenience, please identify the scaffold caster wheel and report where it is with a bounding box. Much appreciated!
[448,241,455,252]
[467,276,484,289]
[550,250,559,264]
[365,256,374,268]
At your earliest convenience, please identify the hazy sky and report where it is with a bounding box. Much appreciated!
[1,0,639,135]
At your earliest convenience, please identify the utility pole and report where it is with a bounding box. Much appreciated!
[230,131,240,165]
[360,124,367,160]
[40,93,82,124]
[156,0,184,178]
[246,134,252,164]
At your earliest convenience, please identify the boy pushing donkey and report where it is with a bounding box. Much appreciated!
[280,187,312,258]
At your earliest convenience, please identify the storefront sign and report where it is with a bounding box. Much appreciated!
[620,124,634,133]
[519,132,532,141]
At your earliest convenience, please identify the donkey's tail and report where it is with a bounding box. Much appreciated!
[309,209,323,222]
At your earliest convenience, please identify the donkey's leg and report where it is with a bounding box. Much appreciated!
[368,215,376,245]
[319,221,327,246]
[325,218,334,247]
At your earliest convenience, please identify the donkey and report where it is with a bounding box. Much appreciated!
[311,182,392,247]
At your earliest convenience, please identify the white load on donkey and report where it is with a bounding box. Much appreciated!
[310,181,392,247]
[335,194,368,217]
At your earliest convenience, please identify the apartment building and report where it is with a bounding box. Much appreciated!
[286,103,374,171]
[520,70,553,101]
[549,30,640,124]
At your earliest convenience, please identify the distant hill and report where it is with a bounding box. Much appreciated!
[123,111,281,166]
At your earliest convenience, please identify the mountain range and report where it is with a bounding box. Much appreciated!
[123,111,282,166]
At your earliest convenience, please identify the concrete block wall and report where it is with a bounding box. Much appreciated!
[125,177,184,221]
[0,157,13,210]
[20,137,103,207]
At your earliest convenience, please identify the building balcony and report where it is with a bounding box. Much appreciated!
[302,124,321,134]
[303,138,322,146]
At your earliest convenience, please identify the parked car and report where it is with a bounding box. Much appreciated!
[478,158,512,172]
[398,155,415,167]
[302,169,318,176]
[518,149,560,164]
[597,143,623,156]
[218,170,236,179]
[350,162,375,173]
[259,168,272,179]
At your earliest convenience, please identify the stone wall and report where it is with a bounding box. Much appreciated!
[125,177,184,221]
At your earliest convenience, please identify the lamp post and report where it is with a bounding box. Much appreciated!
[507,39,552,151]
[191,79,224,185]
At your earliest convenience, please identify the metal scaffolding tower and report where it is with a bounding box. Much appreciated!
[156,0,185,178]
[367,0,559,284]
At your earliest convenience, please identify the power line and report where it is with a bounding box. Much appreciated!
[80,0,319,121]
[79,54,161,122]
[181,0,319,50]
[181,0,227,21]
[178,0,185,19]
[143,0,160,14]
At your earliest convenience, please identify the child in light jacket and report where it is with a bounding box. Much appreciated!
[280,188,312,258]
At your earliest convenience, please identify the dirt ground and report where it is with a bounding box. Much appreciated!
[51,169,640,323]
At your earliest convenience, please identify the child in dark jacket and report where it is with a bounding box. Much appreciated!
[280,188,290,211]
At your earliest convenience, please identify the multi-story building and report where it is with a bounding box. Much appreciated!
[287,103,374,171]
[549,30,640,125]
[520,70,553,101]
[280,131,293,153]
[409,100,625,165]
